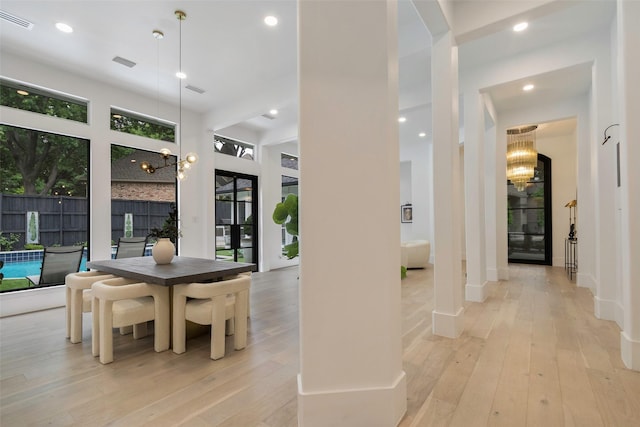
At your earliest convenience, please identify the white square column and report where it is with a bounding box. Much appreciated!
[617,0,640,371]
[297,1,407,425]
[431,31,464,337]
[463,91,488,302]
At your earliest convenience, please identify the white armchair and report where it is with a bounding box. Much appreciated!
[65,271,116,343]
[172,274,251,360]
[91,277,170,364]
[401,240,431,269]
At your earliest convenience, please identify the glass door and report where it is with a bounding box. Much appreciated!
[507,154,552,265]
[215,170,258,270]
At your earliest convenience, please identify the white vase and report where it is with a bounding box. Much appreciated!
[152,238,175,264]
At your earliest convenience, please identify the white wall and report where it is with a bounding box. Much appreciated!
[537,130,578,267]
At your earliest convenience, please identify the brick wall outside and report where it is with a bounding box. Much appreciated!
[111,183,175,202]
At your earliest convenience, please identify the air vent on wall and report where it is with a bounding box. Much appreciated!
[112,56,137,68]
[185,84,205,94]
[0,10,34,30]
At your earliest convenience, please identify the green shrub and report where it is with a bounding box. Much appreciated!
[24,244,44,250]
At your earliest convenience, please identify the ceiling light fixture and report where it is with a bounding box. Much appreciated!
[513,22,528,32]
[419,132,426,137]
[55,22,73,33]
[523,84,534,91]
[140,10,197,180]
[269,109,278,115]
[398,117,407,123]
[16,89,29,96]
[264,16,278,26]
[506,125,538,192]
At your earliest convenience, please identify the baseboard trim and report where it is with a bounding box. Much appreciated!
[621,331,640,371]
[432,306,464,338]
[486,268,499,282]
[465,281,488,302]
[0,285,65,318]
[297,371,407,426]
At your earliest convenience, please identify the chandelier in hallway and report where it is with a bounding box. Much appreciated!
[506,125,538,191]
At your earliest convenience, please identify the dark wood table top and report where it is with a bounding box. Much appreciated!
[87,256,254,286]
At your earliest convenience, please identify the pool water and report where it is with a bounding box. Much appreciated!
[1,258,88,279]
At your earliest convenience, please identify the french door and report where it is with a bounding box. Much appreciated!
[215,170,258,270]
[507,154,552,265]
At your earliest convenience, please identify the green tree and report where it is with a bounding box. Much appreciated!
[1,125,88,196]
[111,112,175,142]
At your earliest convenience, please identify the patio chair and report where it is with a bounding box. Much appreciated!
[27,245,84,287]
[115,236,148,259]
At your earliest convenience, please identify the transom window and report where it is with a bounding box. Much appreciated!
[0,78,88,123]
[110,108,175,142]
[214,135,254,160]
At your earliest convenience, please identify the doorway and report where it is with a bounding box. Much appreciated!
[215,170,258,271]
[507,154,552,265]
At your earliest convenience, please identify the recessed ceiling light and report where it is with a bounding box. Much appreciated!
[419,132,426,137]
[264,16,278,26]
[513,22,528,32]
[269,109,278,115]
[176,71,187,79]
[523,84,535,91]
[398,117,407,123]
[16,89,29,96]
[55,22,73,33]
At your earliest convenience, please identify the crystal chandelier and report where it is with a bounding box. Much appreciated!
[506,125,538,191]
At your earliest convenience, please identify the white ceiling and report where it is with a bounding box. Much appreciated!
[0,0,615,144]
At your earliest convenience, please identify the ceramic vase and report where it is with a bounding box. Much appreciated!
[152,238,175,264]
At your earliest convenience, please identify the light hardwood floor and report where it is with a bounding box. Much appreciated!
[1,264,639,426]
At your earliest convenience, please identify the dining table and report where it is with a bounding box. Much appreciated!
[86,255,255,345]
[86,256,254,286]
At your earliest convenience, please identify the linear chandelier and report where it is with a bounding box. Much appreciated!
[140,9,197,181]
[506,125,537,191]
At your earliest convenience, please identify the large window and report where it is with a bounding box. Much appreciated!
[1,125,89,291]
[0,78,88,123]
[110,145,177,256]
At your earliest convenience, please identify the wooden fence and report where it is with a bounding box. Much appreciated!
[0,194,172,250]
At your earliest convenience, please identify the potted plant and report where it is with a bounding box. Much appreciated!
[148,203,180,264]
[272,194,298,259]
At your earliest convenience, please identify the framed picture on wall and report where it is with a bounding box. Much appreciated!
[401,204,413,223]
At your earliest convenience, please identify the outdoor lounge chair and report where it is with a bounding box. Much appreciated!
[26,245,84,287]
[115,236,148,259]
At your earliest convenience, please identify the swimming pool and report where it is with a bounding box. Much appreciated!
[1,258,88,279]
